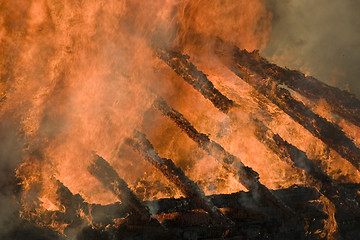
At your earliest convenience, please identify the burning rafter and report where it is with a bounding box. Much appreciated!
[5,1,360,239]
[55,180,89,226]
[225,45,360,127]
[125,130,233,226]
[155,46,360,172]
[230,63,360,171]
[154,96,295,218]
[89,185,326,223]
[217,48,360,172]
[31,176,360,239]
[253,119,360,213]
[154,46,235,113]
[88,155,154,223]
[153,47,360,230]
[89,184,327,222]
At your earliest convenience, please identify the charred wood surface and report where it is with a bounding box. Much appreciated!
[154,47,235,113]
[226,46,360,127]
[81,217,319,240]
[88,155,153,222]
[253,119,360,213]
[52,180,326,223]
[154,46,360,172]
[55,180,89,229]
[125,131,233,226]
[86,186,328,240]
[221,53,360,171]
[89,185,324,222]
[157,40,360,171]
[154,48,360,224]
[48,180,360,239]
[154,96,295,218]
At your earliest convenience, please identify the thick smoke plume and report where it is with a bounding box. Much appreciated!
[263,0,360,97]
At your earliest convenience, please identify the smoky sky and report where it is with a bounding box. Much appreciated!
[262,0,360,97]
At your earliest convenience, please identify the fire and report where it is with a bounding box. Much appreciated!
[1,0,359,238]
[176,0,271,52]
[2,0,272,206]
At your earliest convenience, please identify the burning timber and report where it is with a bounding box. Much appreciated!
[155,45,360,172]
[125,130,233,226]
[253,119,360,214]
[224,44,360,128]
[55,179,324,221]
[88,155,154,223]
[30,178,360,239]
[228,59,360,172]
[216,43,360,171]
[151,46,360,239]
[14,36,360,240]
[154,46,235,113]
[154,96,295,218]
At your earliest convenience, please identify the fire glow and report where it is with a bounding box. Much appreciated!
[1,1,360,239]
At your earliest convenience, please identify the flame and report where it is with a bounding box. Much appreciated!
[0,0,273,205]
[176,0,272,52]
[0,0,357,237]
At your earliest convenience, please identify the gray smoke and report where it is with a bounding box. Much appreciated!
[262,0,360,97]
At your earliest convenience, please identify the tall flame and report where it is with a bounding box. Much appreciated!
[0,0,357,236]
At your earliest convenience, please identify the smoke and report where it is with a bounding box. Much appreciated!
[0,118,23,239]
[262,0,360,97]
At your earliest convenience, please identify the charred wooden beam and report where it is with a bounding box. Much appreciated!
[154,46,235,113]
[155,46,360,171]
[42,180,126,227]
[153,46,360,213]
[36,180,360,231]
[84,211,322,240]
[220,54,360,172]
[89,185,324,222]
[154,96,295,218]
[125,131,233,226]
[55,180,90,230]
[56,180,89,216]
[51,180,325,225]
[224,46,360,127]
[153,47,360,217]
[88,155,153,223]
[20,180,90,234]
[252,119,360,212]
[48,179,360,239]
[88,184,360,239]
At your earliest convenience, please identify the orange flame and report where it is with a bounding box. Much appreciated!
[0,1,357,235]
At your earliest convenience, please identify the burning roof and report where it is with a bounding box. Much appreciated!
[0,1,359,239]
